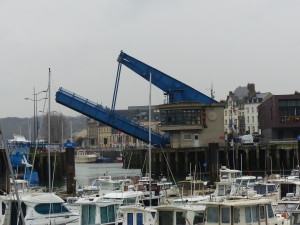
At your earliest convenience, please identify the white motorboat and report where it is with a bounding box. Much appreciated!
[157,177,179,197]
[75,190,146,225]
[75,149,97,163]
[0,192,79,225]
[82,175,122,196]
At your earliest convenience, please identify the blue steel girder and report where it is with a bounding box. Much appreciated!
[117,51,218,104]
[55,87,169,147]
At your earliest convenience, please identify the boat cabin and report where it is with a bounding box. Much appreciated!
[156,204,205,225]
[205,198,288,225]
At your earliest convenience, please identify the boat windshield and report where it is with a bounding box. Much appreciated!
[254,184,276,195]
[275,203,286,213]
[291,170,300,177]
[235,178,256,187]
[101,182,120,191]
[35,203,70,214]
[91,179,100,187]
[286,203,299,212]
[194,211,205,224]
[216,184,232,196]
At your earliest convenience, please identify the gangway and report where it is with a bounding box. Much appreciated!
[55,87,169,147]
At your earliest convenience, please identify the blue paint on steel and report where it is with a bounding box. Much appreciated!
[117,51,218,104]
[56,87,170,147]
[7,139,40,187]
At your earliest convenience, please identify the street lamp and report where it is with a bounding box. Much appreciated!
[25,87,47,144]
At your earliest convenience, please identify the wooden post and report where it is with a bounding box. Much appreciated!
[0,149,10,194]
[208,143,219,185]
[65,147,75,195]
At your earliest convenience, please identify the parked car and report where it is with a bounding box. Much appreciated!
[240,134,254,145]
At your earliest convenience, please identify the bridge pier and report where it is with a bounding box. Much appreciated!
[123,143,300,183]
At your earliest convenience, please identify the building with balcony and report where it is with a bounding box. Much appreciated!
[258,92,300,142]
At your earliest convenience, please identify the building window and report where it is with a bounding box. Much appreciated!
[225,110,227,116]
[279,99,300,123]
[183,134,192,140]
[252,116,254,123]
[160,109,201,126]
[225,120,227,125]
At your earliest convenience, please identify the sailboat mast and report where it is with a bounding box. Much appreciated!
[48,68,51,192]
[0,120,26,224]
[148,73,152,207]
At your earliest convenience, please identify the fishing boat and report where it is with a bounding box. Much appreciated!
[274,192,300,219]
[205,198,289,225]
[155,203,206,225]
[75,149,97,163]
[177,174,209,197]
[157,197,288,225]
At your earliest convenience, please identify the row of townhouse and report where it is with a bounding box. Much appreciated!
[223,83,271,138]
[224,83,300,144]
[84,106,161,149]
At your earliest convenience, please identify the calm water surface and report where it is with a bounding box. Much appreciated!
[75,162,141,186]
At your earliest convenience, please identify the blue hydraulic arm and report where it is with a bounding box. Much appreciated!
[55,87,170,147]
[117,51,218,104]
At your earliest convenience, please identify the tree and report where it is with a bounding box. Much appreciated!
[39,112,70,144]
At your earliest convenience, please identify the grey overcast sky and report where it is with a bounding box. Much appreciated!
[1,1,300,118]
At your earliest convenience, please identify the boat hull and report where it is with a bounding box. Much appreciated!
[75,156,97,163]
[75,150,97,163]
[116,157,123,163]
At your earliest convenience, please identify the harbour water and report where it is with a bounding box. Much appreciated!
[74,162,142,187]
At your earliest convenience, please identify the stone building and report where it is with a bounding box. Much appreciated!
[158,101,226,148]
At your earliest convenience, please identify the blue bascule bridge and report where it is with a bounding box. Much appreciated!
[56,51,218,148]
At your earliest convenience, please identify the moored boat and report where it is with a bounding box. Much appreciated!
[96,156,114,163]
[75,196,123,225]
[7,135,40,187]
[205,198,289,225]
[82,175,122,196]
[75,149,97,163]
[0,192,79,225]
[116,156,123,163]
